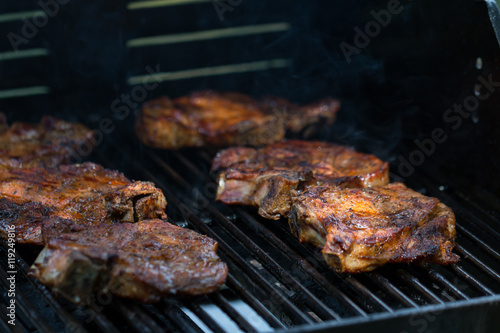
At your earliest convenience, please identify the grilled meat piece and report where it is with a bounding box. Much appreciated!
[261,96,340,134]
[30,218,228,303]
[212,140,389,219]
[0,114,95,168]
[135,91,340,149]
[289,183,459,273]
[0,198,51,245]
[135,91,285,149]
[0,163,167,245]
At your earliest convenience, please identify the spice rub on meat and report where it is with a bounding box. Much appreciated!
[212,140,389,219]
[289,183,459,273]
[0,114,95,168]
[30,218,228,303]
[0,163,167,245]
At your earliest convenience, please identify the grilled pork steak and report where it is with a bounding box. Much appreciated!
[136,91,284,149]
[135,91,340,149]
[212,140,389,219]
[0,114,95,168]
[261,96,340,135]
[0,163,167,245]
[30,218,228,303]
[289,183,459,273]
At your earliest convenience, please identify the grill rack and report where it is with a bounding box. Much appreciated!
[2,128,499,333]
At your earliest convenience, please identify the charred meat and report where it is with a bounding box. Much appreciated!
[212,140,389,219]
[0,163,167,245]
[289,183,459,273]
[30,218,228,303]
[135,91,340,149]
[0,114,95,168]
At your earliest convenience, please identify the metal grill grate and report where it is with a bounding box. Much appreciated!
[3,127,498,333]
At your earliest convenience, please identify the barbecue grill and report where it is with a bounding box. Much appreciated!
[1,0,500,332]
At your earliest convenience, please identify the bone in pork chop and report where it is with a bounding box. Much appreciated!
[0,113,95,168]
[212,140,389,219]
[135,91,340,149]
[0,162,167,245]
[289,183,459,273]
[135,91,284,149]
[30,218,228,303]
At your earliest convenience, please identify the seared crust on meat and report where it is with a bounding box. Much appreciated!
[289,183,459,273]
[0,114,95,168]
[30,219,228,303]
[212,140,389,219]
[135,91,285,149]
[0,198,51,245]
[0,163,167,245]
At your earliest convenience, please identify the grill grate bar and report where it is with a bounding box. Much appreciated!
[85,303,122,333]
[132,304,173,333]
[456,208,500,241]
[454,244,500,283]
[455,223,500,261]
[417,168,500,225]
[344,277,394,313]
[0,302,29,333]
[133,162,315,326]
[451,188,500,224]
[160,300,204,333]
[225,273,287,330]
[142,303,191,333]
[173,152,215,181]
[210,292,259,333]
[368,273,419,308]
[396,269,445,305]
[146,150,341,322]
[114,301,164,333]
[420,268,469,301]
[407,174,500,242]
[0,264,52,333]
[449,265,495,296]
[187,303,228,333]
